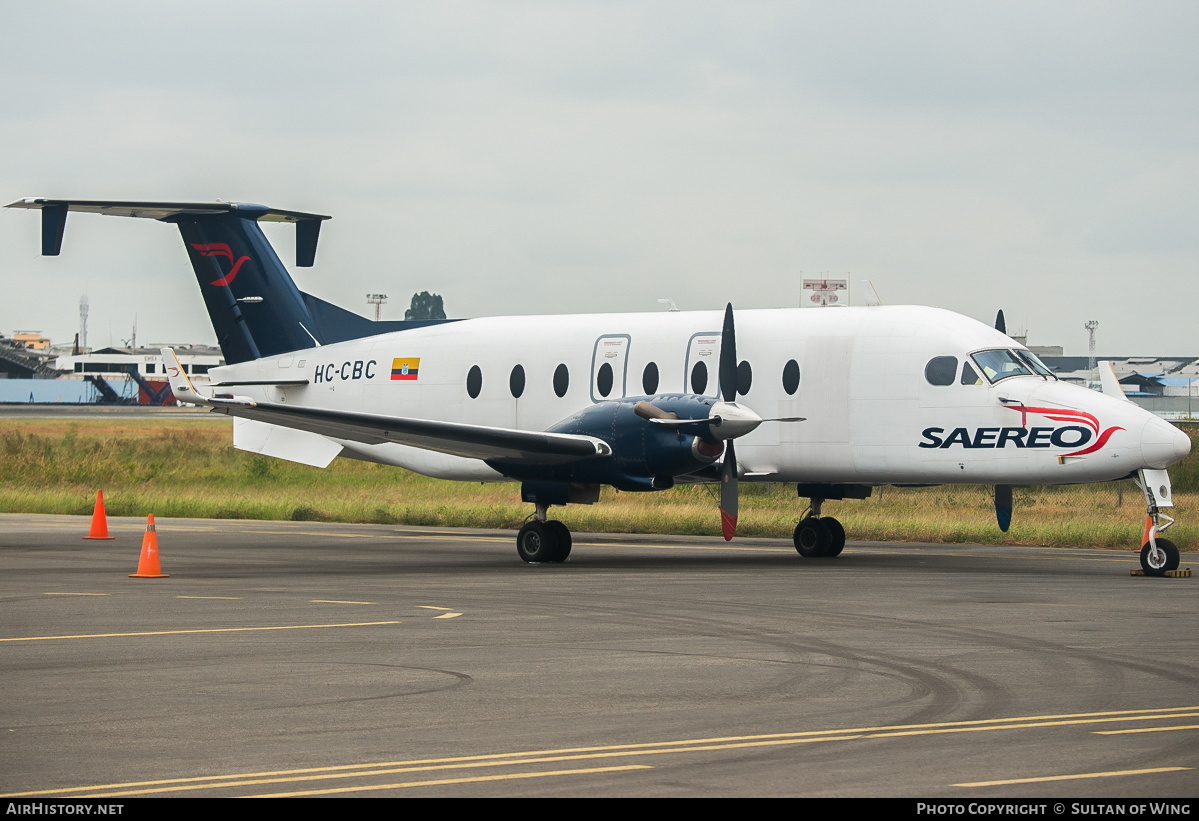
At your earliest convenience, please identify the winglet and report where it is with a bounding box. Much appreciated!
[1098,361,1130,402]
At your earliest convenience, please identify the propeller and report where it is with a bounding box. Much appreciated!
[719,303,739,540]
[993,310,1012,532]
[995,485,1013,532]
[634,302,803,541]
[713,304,804,538]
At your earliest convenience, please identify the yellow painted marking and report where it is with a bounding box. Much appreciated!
[1095,724,1199,735]
[10,706,1198,798]
[310,600,375,605]
[42,593,110,597]
[0,621,399,643]
[955,766,1191,788]
[176,596,242,600]
[247,765,652,798]
[418,606,463,618]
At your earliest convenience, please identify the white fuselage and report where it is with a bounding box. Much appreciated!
[213,305,1188,486]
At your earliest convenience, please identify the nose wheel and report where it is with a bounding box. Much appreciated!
[1140,538,1180,576]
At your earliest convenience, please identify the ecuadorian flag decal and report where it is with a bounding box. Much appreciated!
[391,357,420,381]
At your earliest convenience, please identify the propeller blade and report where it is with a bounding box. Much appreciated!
[995,310,1006,335]
[995,484,1013,532]
[720,302,737,403]
[720,439,738,540]
[633,400,679,422]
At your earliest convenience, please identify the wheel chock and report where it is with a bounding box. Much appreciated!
[84,490,116,540]
[129,514,169,579]
[1129,568,1191,578]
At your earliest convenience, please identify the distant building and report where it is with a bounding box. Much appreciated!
[54,346,224,379]
[11,331,50,351]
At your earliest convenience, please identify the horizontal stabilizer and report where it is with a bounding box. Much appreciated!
[6,198,329,266]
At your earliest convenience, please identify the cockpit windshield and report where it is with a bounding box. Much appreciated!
[970,349,1034,383]
[1013,349,1057,379]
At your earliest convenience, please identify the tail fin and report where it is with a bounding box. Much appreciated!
[172,208,324,362]
[7,199,329,364]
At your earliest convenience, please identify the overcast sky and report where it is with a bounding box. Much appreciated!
[3,2,1197,356]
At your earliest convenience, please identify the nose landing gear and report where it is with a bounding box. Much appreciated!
[1135,469,1180,576]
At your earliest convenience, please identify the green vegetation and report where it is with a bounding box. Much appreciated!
[1,417,1194,549]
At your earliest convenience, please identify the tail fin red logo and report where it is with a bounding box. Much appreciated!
[191,243,250,287]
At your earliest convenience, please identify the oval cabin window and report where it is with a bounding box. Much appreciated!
[553,363,569,397]
[642,362,659,395]
[596,362,614,397]
[782,359,800,395]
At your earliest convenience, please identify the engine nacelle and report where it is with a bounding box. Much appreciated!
[487,394,723,490]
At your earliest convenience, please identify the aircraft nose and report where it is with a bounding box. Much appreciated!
[1140,416,1192,469]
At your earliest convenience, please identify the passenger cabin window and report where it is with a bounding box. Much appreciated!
[466,365,482,399]
[690,361,708,395]
[509,364,525,398]
[642,362,659,395]
[596,362,614,397]
[971,349,1033,384]
[960,362,982,385]
[737,361,752,396]
[782,359,800,395]
[924,356,958,386]
[553,363,569,397]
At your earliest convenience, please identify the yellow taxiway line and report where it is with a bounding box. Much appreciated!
[6,705,1196,798]
[0,621,400,643]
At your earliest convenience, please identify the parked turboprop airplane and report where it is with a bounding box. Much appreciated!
[8,198,1191,573]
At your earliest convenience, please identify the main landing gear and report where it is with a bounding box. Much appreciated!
[793,498,846,558]
[516,503,573,564]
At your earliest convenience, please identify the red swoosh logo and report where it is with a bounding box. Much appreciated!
[1066,426,1124,457]
[190,243,250,287]
[1005,405,1122,456]
[209,256,249,287]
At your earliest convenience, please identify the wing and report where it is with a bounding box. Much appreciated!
[161,348,611,466]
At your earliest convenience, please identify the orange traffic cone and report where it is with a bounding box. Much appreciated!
[84,490,116,540]
[129,514,169,578]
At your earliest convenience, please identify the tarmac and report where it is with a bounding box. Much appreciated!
[1,513,1197,797]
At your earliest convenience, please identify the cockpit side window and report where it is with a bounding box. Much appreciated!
[924,356,958,386]
[971,349,1034,383]
[960,361,982,385]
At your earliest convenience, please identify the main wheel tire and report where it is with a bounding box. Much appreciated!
[793,518,831,558]
[517,521,558,563]
[1140,539,1180,576]
[823,517,846,557]
[545,520,572,562]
